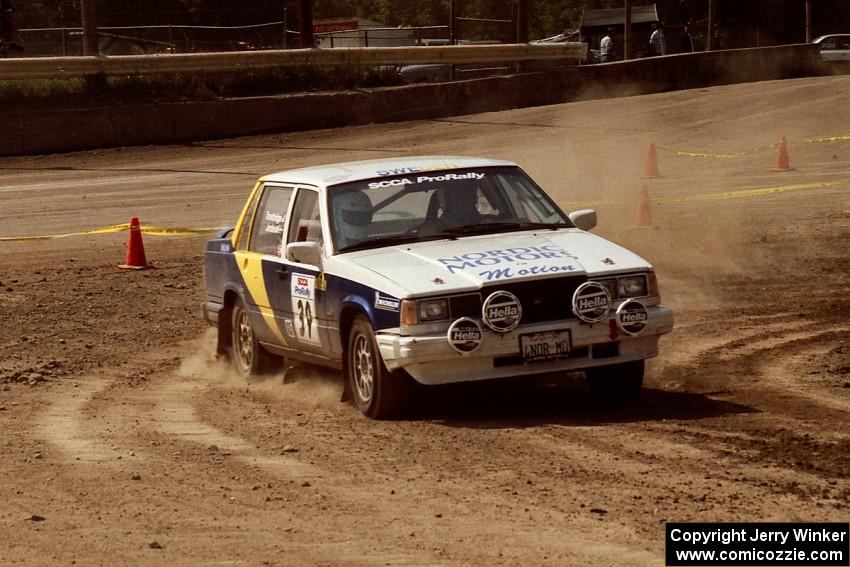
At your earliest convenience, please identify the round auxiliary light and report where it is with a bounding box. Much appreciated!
[481,290,522,333]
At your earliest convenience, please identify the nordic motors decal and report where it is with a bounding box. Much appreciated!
[481,291,522,333]
[571,281,611,323]
[447,318,483,354]
[616,299,648,336]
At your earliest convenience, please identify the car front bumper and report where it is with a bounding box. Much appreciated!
[376,306,674,385]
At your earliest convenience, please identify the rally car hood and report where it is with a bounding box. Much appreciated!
[340,229,652,297]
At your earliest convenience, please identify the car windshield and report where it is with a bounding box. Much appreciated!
[328,166,572,253]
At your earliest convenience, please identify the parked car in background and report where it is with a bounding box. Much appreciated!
[398,39,509,83]
[203,157,674,419]
[813,35,850,61]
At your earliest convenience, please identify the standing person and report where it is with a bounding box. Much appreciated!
[679,22,695,53]
[649,21,666,56]
[600,27,615,62]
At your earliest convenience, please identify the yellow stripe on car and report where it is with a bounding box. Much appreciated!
[233,251,288,346]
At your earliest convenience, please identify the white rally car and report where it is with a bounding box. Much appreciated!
[203,156,674,418]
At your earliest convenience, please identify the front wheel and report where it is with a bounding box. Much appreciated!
[347,316,411,419]
[230,299,280,378]
[585,359,645,402]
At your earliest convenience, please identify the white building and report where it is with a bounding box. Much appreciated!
[314,18,416,48]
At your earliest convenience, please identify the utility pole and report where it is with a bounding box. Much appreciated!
[297,0,313,48]
[283,5,288,49]
[81,0,98,55]
[624,0,631,60]
[805,0,812,43]
[449,0,457,45]
[707,0,716,50]
[516,0,529,44]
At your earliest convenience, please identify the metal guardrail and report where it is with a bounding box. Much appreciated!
[0,43,586,80]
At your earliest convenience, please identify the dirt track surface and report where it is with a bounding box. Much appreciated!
[1,75,850,565]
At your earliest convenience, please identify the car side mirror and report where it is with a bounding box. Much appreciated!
[286,241,322,266]
[569,209,597,231]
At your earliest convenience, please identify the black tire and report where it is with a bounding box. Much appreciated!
[230,299,280,378]
[585,359,645,402]
[347,315,411,419]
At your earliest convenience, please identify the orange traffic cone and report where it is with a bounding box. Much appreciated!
[118,217,149,270]
[774,136,792,171]
[635,186,652,228]
[645,142,661,178]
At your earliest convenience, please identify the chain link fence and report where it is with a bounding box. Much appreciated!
[14,23,456,57]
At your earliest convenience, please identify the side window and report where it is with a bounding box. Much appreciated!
[234,189,260,251]
[286,189,323,246]
[248,185,294,255]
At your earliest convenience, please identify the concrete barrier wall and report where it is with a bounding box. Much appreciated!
[0,44,829,156]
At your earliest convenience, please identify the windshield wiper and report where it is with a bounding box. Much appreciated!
[440,221,571,236]
[337,233,442,253]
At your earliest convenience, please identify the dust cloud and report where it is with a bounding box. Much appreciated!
[177,328,343,410]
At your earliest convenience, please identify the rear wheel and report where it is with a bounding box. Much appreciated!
[585,360,645,402]
[347,315,411,419]
[230,299,280,377]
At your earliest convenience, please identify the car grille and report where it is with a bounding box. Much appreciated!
[448,275,588,325]
[449,293,483,319]
[489,275,588,324]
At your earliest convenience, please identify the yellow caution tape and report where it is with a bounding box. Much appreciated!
[663,180,847,203]
[799,134,850,144]
[666,134,850,159]
[560,179,847,210]
[0,223,219,242]
[671,151,748,159]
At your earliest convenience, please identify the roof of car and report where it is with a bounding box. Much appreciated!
[259,156,517,187]
[813,34,849,42]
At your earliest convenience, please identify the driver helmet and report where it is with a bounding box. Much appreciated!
[336,190,373,244]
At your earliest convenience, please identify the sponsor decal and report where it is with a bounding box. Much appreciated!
[291,274,320,346]
[447,318,483,354]
[602,257,616,265]
[367,172,485,189]
[616,299,649,336]
[264,211,286,234]
[284,319,295,337]
[374,291,400,312]
[572,281,611,323]
[437,244,577,281]
[375,163,460,176]
[437,245,578,280]
[481,291,522,333]
[292,274,314,300]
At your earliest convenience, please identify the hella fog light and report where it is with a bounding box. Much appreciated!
[619,275,648,298]
[418,299,449,322]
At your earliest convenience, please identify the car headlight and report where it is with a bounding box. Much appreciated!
[418,298,449,322]
[618,275,648,298]
[595,274,650,300]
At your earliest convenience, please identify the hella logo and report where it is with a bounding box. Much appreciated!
[481,291,522,333]
[572,282,612,323]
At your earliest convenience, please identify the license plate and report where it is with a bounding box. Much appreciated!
[520,330,571,362]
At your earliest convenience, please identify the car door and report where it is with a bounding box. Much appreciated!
[233,183,295,347]
[270,187,330,355]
